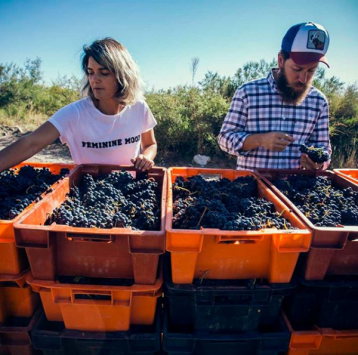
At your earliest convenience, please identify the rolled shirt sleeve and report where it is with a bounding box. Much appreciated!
[217,88,250,156]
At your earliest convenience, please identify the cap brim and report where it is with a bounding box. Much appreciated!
[290,52,330,68]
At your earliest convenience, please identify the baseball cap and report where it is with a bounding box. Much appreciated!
[281,22,330,68]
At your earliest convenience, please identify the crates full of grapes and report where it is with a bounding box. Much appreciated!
[0,162,72,275]
[257,169,358,280]
[166,167,311,284]
[14,164,167,285]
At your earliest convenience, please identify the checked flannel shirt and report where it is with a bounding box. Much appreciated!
[217,69,331,170]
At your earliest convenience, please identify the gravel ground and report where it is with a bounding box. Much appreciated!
[0,125,73,164]
[0,124,236,168]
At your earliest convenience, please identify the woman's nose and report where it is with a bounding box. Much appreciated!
[91,73,101,82]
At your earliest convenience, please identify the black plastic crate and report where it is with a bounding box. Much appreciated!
[163,310,290,355]
[31,306,162,355]
[0,307,42,355]
[164,254,295,333]
[283,276,358,330]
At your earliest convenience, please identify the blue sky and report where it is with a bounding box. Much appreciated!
[0,0,357,90]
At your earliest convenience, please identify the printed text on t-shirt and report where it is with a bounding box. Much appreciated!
[81,135,140,149]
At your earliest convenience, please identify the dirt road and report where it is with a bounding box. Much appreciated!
[0,125,236,168]
[0,125,73,164]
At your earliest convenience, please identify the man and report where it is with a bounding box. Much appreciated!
[218,22,331,170]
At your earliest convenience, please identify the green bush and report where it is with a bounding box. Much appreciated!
[0,59,79,119]
[146,87,229,161]
[0,57,357,168]
[329,84,358,168]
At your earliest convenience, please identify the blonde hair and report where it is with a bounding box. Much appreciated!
[81,38,144,105]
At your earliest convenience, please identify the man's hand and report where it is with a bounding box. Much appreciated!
[259,132,295,151]
[131,154,154,171]
[300,153,324,170]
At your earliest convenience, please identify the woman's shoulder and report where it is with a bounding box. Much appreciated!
[130,99,148,109]
[50,98,91,122]
[71,97,93,109]
[56,97,90,112]
[125,99,150,114]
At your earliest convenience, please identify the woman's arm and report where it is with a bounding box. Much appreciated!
[131,129,157,171]
[0,122,60,172]
[141,129,157,160]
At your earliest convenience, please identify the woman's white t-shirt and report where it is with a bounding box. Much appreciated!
[48,97,157,165]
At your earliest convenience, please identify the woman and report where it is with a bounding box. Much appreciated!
[0,38,157,172]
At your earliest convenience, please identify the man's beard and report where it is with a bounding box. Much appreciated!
[276,66,311,104]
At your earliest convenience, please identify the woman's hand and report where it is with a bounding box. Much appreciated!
[131,154,154,171]
[300,153,323,170]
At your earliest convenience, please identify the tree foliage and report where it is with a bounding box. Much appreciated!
[0,57,357,167]
[146,86,229,160]
[0,59,79,119]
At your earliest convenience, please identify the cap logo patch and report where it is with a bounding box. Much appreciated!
[307,30,325,50]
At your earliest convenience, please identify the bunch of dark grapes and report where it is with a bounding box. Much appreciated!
[0,166,69,220]
[172,175,295,231]
[272,174,358,227]
[45,170,161,230]
[299,144,330,163]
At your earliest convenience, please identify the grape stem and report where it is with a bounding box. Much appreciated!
[197,206,208,226]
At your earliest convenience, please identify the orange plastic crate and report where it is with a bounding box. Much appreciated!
[14,164,167,285]
[257,169,358,280]
[0,271,40,323]
[27,268,163,332]
[334,169,358,185]
[166,168,311,284]
[0,162,73,276]
[0,162,74,242]
[283,311,358,355]
[0,243,28,277]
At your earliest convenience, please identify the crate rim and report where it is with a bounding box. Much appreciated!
[256,168,358,233]
[0,162,74,242]
[13,164,167,237]
[166,167,311,237]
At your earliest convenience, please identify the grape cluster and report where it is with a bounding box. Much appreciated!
[299,144,330,163]
[45,170,161,230]
[273,174,358,227]
[172,175,295,231]
[0,166,69,220]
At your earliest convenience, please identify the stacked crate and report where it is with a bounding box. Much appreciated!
[12,164,166,355]
[258,169,358,355]
[0,307,43,355]
[0,162,73,355]
[163,167,312,355]
[3,164,358,354]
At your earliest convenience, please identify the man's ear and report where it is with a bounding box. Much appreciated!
[278,53,284,69]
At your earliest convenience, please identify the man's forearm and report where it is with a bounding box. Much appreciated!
[241,134,264,151]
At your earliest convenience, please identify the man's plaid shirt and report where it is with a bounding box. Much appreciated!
[218,69,331,170]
